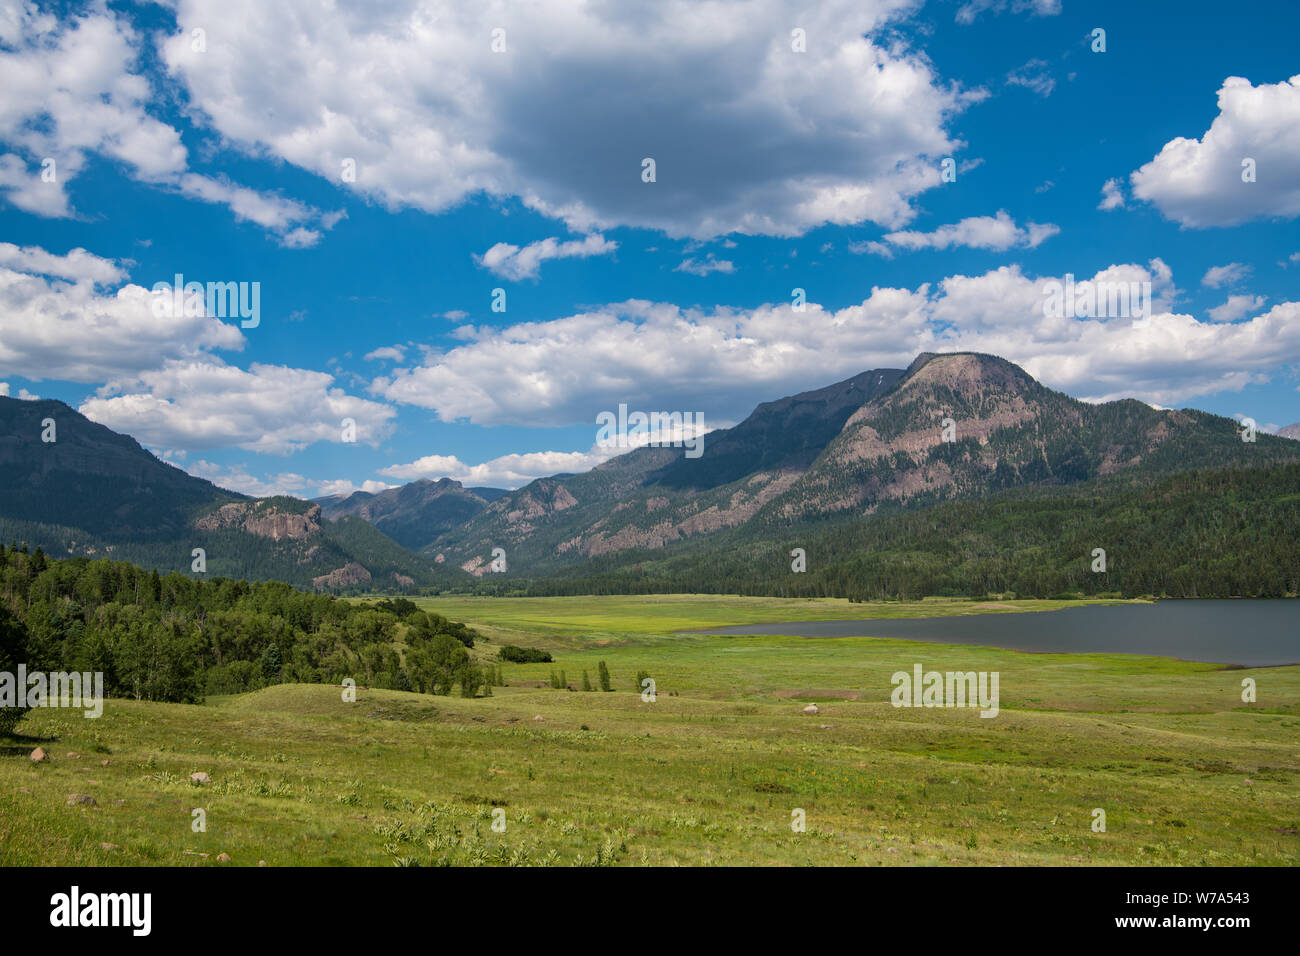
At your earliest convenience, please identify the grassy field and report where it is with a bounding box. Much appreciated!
[2,595,1296,866]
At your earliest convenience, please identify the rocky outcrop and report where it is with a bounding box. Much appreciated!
[312,562,372,590]
[196,501,322,540]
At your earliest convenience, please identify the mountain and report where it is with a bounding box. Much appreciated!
[648,367,904,490]
[0,397,441,591]
[1279,423,1300,441]
[419,353,1300,576]
[315,477,492,552]
[0,397,240,537]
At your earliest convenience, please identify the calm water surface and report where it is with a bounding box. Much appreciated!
[685,600,1299,667]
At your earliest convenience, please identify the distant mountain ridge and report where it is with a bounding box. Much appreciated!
[3,353,1296,595]
[0,397,441,591]
[418,352,1300,575]
[314,477,497,552]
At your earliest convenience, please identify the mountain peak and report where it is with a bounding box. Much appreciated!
[900,352,1038,394]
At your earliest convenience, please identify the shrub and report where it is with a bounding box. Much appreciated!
[597,660,612,692]
[499,645,552,664]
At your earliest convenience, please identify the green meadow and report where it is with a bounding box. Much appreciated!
[2,595,1296,866]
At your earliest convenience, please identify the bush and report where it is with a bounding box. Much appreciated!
[597,660,612,692]
[499,645,552,663]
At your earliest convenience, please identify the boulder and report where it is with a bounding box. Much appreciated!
[66,794,96,806]
[189,771,211,785]
[802,703,820,715]
[29,747,46,762]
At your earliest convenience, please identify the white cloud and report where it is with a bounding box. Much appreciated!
[956,0,1060,23]
[0,382,40,400]
[174,460,396,498]
[81,359,397,454]
[380,446,622,489]
[1005,59,1055,98]
[851,211,1059,257]
[674,256,736,276]
[1201,262,1251,288]
[314,478,395,498]
[1098,178,1125,211]
[160,0,983,239]
[0,153,70,217]
[0,242,126,284]
[0,5,336,243]
[1131,75,1300,227]
[370,261,1300,424]
[364,346,406,362]
[1207,294,1267,322]
[475,234,617,280]
[0,245,245,382]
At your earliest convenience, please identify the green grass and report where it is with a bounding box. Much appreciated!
[2,595,1296,866]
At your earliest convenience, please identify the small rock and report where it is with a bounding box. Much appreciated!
[258,860,267,867]
[802,703,820,715]
[100,759,110,767]
[113,799,126,806]
[189,772,211,786]
[886,847,898,854]
[66,794,96,806]
[819,724,836,729]
[99,843,120,851]
[66,752,80,759]
[532,715,545,722]
[29,747,46,762]
[216,852,231,863]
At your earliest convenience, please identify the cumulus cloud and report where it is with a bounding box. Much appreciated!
[1201,262,1251,288]
[0,382,39,400]
[364,346,406,362]
[476,234,617,280]
[1098,178,1125,211]
[1207,294,1267,322]
[380,446,621,489]
[0,245,245,382]
[0,4,336,244]
[160,0,982,238]
[1130,75,1300,227]
[81,359,397,454]
[851,211,1059,257]
[370,261,1300,423]
[173,460,395,498]
[0,242,127,285]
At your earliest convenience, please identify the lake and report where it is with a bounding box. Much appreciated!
[684,600,1299,667]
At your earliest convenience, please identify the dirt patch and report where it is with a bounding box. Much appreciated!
[774,689,861,700]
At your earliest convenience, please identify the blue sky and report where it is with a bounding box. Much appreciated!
[0,0,1296,496]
